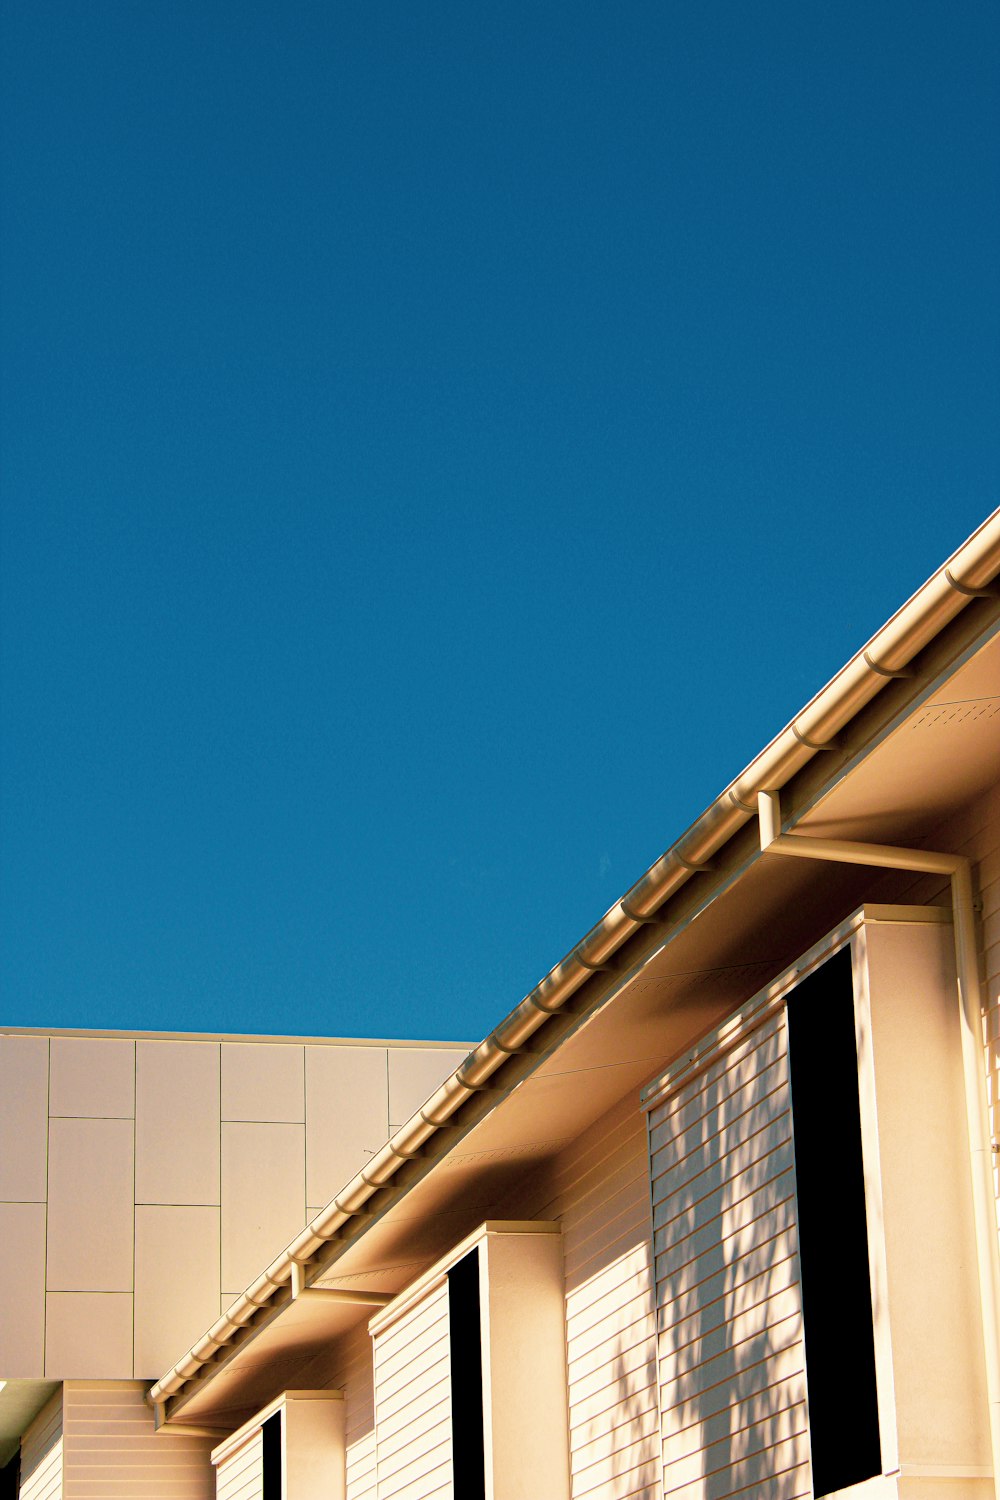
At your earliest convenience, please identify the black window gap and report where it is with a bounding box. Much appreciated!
[0,1451,19,1500]
[786,944,881,1497]
[261,1410,282,1500]
[447,1248,486,1500]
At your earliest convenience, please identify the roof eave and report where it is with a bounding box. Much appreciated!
[149,506,1000,1418]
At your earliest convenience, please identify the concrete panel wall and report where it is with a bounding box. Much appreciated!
[134,1206,221,1378]
[305,1047,389,1209]
[223,1044,305,1124]
[49,1039,134,1119]
[45,1295,133,1379]
[0,1033,465,1383]
[0,1035,48,1202]
[222,1122,305,1294]
[46,1119,133,1292]
[387,1048,467,1133]
[135,1041,220,1206]
[0,1204,46,1377]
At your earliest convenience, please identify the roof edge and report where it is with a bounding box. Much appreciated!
[149,505,1000,1415]
[1,1025,472,1048]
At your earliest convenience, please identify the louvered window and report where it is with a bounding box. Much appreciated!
[368,1222,571,1500]
[211,1391,345,1500]
[643,905,992,1500]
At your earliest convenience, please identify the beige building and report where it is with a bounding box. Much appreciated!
[0,1036,469,1485]
[3,509,1000,1500]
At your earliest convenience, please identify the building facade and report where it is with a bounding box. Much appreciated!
[4,510,1000,1500]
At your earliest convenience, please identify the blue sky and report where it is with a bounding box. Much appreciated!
[1,2,997,1042]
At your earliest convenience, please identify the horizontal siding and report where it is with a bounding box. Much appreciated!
[648,1025,785,1150]
[510,1091,662,1500]
[20,1393,62,1500]
[292,1315,376,1500]
[347,1428,377,1500]
[373,1277,452,1500]
[215,1431,262,1500]
[340,1321,378,1500]
[62,1382,214,1500]
[215,1428,262,1500]
[648,1007,810,1500]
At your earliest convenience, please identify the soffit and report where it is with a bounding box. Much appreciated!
[0,1381,59,1467]
[795,627,1000,842]
[171,620,999,1429]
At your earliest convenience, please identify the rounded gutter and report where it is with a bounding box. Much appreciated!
[148,506,1000,1411]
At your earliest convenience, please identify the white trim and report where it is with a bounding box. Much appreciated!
[898,1465,994,1478]
[367,1220,559,1338]
[640,904,950,1112]
[210,1389,343,1468]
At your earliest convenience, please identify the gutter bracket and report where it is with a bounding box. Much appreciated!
[621,900,664,925]
[945,568,1000,600]
[290,1260,392,1307]
[862,650,913,679]
[575,954,615,972]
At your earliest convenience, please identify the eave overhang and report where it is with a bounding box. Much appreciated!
[151,509,1000,1429]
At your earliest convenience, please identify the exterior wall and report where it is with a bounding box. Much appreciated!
[643,903,995,1500]
[506,1093,662,1500]
[341,1330,377,1500]
[18,1394,62,1500]
[61,1382,214,1500]
[304,1323,376,1500]
[873,779,1000,1252]
[646,1007,808,1500]
[211,1394,346,1500]
[371,1279,452,1500]
[215,1429,262,1500]
[363,1226,569,1500]
[0,1033,466,1380]
[305,1091,661,1500]
[8,782,994,1497]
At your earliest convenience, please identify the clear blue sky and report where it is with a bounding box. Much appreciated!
[1,2,997,1042]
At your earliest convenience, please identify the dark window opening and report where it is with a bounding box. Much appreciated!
[447,1248,486,1500]
[0,1450,19,1500]
[261,1411,282,1500]
[787,944,881,1497]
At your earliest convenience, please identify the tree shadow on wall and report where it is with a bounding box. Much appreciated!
[650,1014,810,1500]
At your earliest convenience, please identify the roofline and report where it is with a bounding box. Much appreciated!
[1,1026,472,1049]
[149,505,1000,1413]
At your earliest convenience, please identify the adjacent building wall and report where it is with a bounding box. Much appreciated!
[0,1033,467,1381]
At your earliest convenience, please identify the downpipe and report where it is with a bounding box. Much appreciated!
[758,790,1000,1498]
